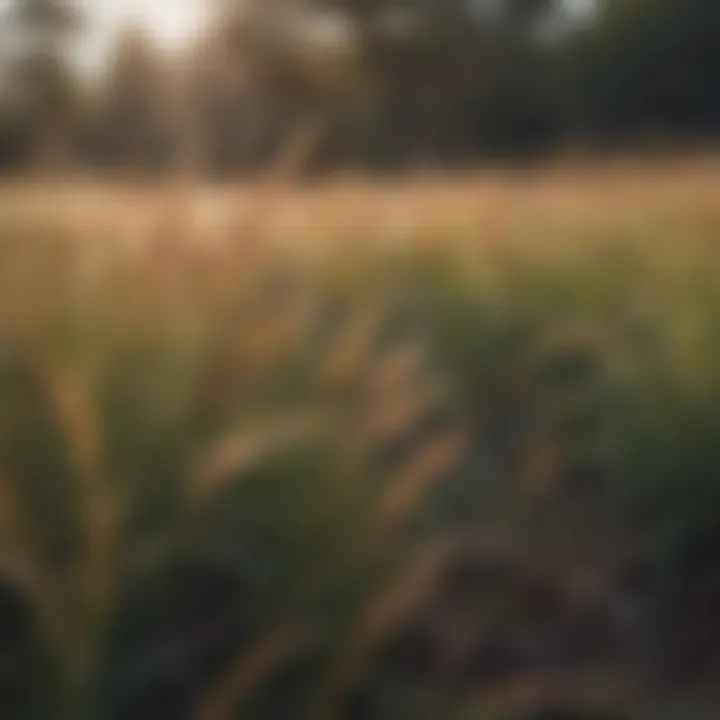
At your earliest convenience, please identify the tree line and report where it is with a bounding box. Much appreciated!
[1,0,719,176]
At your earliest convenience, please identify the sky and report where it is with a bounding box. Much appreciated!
[76,0,596,57]
[1,0,596,77]
[82,0,211,58]
[0,0,212,75]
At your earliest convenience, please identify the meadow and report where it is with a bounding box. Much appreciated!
[1,160,720,719]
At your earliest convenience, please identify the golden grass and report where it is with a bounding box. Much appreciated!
[1,158,719,249]
[1,158,720,719]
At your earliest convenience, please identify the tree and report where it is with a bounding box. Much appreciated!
[210,0,564,168]
[98,25,173,174]
[4,0,84,172]
[566,0,720,141]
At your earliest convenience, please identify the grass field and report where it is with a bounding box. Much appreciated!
[1,160,720,719]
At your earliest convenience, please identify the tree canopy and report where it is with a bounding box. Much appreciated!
[0,0,718,174]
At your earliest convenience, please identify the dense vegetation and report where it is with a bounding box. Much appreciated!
[1,0,720,173]
[1,165,720,718]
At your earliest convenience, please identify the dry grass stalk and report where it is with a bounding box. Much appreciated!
[320,309,383,392]
[39,360,121,672]
[195,625,307,720]
[310,544,456,720]
[188,411,328,510]
[373,428,468,536]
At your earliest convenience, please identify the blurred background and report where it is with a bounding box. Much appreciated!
[0,0,718,175]
[0,1,720,719]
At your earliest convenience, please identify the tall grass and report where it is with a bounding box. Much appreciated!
[1,164,720,718]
